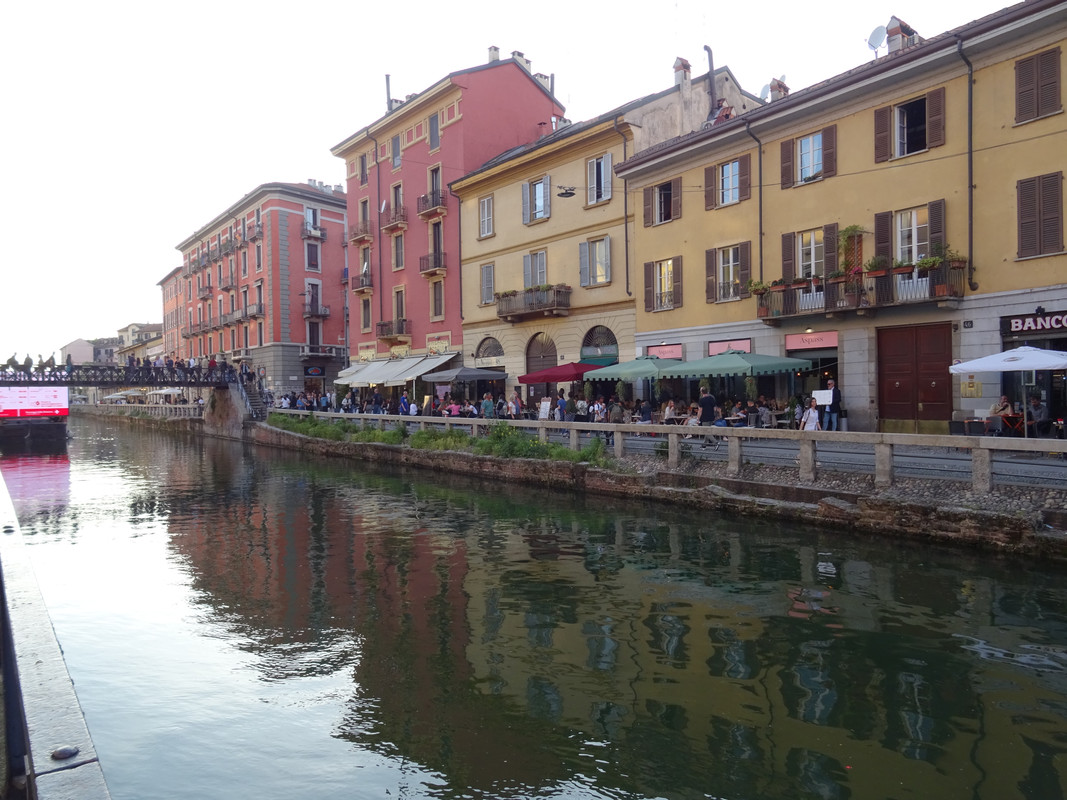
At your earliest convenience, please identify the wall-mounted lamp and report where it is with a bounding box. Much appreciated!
[556,186,576,198]
[1036,306,1046,315]
[804,327,813,334]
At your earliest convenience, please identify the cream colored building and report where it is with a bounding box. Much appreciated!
[617,2,1067,432]
[453,60,759,404]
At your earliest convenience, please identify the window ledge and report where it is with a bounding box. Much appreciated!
[525,216,550,226]
[890,147,929,161]
[583,198,611,210]
[715,296,741,303]
[477,232,496,241]
[1014,249,1067,262]
[1013,108,1064,127]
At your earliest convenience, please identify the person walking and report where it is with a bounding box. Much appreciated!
[698,386,719,449]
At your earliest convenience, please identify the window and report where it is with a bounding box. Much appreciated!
[359,154,368,185]
[359,199,370,224]
[874,88,945,161]
[360,246,371,274]
[241,250,247,278]
[479,195,494,237]
[428,166,441,198]
[361,297,371,331]
[480,264,495,304]
[781,126,837,187]
[896,207,929,264]
[305,207,318,229]
[523,250,547,287]
[1016,48,1061,124]
[429,112,440,150]
[643,257,682,311]
[587,153,612,204]
[705,154,751,208]
[431,279,444,318]
[257,321,263,345]
[705,242,751,303]
[797,229,825,278]
[522,176,551,223]
[393,234,404,270]
[255,244,262,272]
[643,178,682,226]
[579,236,611,286]
[391,183,402,211]
[394,288,405,321]
[255,208,261,224]
[1018,172,1063,258]
[391,134,401,168]
[307,242,320,271]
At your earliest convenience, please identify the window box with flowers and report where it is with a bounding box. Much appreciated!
[747,279,769,295]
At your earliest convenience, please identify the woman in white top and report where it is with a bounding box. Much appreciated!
[663,399,678,424]
[799,397,821,431]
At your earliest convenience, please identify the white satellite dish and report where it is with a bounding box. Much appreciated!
[759,84,770,102]
[380,200,387,213]
[868,25,887,53]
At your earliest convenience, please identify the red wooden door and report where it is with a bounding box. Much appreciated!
[877,323,952,420]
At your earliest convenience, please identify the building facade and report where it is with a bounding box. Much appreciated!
[616,0,1066,432]
[330,49,566,389]
[168,181,348,396]
[452,60,759,405]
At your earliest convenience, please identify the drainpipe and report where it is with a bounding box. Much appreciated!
[744,121,764,280]
[613,118,632,297]
[369,134,383,325]
[955,36,978,291]
[448,184,463,323]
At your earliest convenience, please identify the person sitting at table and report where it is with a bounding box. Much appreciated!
[637,398,653,424]
[985,395,1013,434]
[757,401,773,429]
[1026,394,1052,437]
[683,408,701,437]
[662,399,679,424]
[744,399,759,426]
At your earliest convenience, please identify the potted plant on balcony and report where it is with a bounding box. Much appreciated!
[747,279,769,295]
[892,258,915,275]
[916,255,942,273]
[826,269,847,284]
[933,243,968,270]
[864,254,890,277]
[769,278,787,292]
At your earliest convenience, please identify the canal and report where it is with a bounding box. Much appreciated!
[2,416,1066,799]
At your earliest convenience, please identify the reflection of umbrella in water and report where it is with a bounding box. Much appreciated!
[147,388,184,395]
[949,346,1067,438]
[102,393,127,401]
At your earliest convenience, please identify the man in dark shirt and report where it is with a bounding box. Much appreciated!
[699,387,718,449]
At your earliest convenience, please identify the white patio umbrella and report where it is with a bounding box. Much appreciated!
[949,346,1067,437]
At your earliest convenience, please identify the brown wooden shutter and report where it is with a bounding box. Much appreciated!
[822,125,837,178]
[738,154,751,202]
[705,249,717,302]
[926,87,945,149]
[672,255,683,307]
[1016,53,1039,123]
[781,232,796,282]
[643,187,653,227]
[643,261,655,310]
[739,241,752,297]
[1018,177,1040,257]
[1040,171,1064,255]
[780,139,794,189]
[705,166,717,210]
[875,211,892,259]
[671,177,682,220]
[927,199,945,253]
[1038,48,1062,118]
[874,106,892,163]
[823,223,838,274]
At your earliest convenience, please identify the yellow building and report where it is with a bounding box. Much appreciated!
[616,1,1067,432]
[453,60,759,406]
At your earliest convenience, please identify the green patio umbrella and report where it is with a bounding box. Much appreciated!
[658,349,812,379]
[588,355,682,381]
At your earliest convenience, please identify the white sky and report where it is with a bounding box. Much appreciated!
[0,0,1012,361]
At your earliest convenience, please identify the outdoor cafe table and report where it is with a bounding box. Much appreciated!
[1002,414,1025,436]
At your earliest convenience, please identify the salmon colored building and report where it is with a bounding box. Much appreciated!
[168,181,348,396]
[330,48,565,393]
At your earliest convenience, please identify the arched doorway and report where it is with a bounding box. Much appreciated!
[524,333,557,407]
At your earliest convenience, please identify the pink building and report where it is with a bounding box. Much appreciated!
[331,48,565,389]
[167,181,347,395]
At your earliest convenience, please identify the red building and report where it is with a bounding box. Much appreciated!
[167,181,347,396]
[330,48,565,388]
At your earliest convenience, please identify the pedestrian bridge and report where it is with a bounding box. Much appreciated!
[0,363,230,388]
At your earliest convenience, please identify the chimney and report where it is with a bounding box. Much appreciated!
[887,16,921,53]
[488,45,499,62]
[511,50,531,72]
[674,57,691,87]
[533,72,551,92]
[770,77,790,102]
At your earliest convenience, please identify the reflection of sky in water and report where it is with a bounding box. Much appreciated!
[2,417,1067,800]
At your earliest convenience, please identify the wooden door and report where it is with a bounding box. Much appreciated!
[877,323,952,421]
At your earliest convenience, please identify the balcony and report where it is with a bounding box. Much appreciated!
[219,273,237,291]
[209,246,221,262]
[245,303,264,319]
[246,223,262,241]
[181,263,193,278]
[416,190,446,219]
[300,344,346,360]
[198,253,209,268]
[302,221,326,240]
[755,264,966,325]
[221,240,236,256]
[348,219,374,245]
[381,206,408,233]
[495,285,572,323]
[350,271,373,295]
[230,348,251,361]
[197,284,214,300]
[303,302,331,319]
[375,318,411,344]
[180,326,192,339]
[418,251,447,277]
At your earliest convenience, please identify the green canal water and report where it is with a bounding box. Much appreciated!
[2,416,1066,799]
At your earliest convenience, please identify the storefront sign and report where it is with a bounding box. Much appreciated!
[647,344,683,359]
[707,339,751,355]
[785,331,839,350]
[1002,311,1067,334]
[304,366,324,377]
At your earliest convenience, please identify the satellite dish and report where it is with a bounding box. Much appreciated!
[868,25,887,52]
[380,200,387,213]
[759,84,770,102]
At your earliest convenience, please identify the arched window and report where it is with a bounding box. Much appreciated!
[581,325,619,364]
[474,337,504,360]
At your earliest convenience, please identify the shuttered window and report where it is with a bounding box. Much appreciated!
[1018,172,1064,258]
[1016,48,1062,123]
[781,126,836,187]
[873,88,945,161]
[642,178,683,225]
